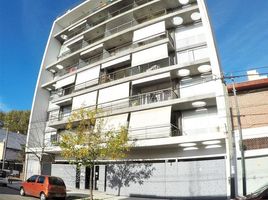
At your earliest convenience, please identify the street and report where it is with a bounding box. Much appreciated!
[0,186,89,200]
[0,186,36,200]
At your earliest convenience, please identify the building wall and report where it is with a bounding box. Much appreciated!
[229,89,268,129]
[102,159,227,199]
[229,88,268,195]
[27,0,230,198]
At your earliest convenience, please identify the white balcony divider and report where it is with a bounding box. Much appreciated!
[176,45,208,65]
[175,23,206,50]
[65,35,84,47]
[47,102,60,112]
[129,106,172,140]
[133,21,166,43]
[101,54,131,69]
[132,72,170,85]
[98,82,130,105]
[75,65,100,90]
[55,75,76,89]
[176,34,206,50]
[72,91,97,110]
[179,75,215,98]
[80,43,103,56]
[58,44,70,58]
[132,43,169,66]
[68,20,87,31]
[181,107,219,136]
[95,113,128,134]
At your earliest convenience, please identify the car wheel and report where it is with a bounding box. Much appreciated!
[40,192,47,200]
[20,187,25,196]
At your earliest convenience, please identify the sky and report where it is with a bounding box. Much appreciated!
[0,0,268,111]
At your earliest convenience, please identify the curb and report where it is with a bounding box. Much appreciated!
[7,184,20,191]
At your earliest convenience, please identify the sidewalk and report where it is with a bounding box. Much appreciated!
[68,188,167,200]
[7,181,166,200]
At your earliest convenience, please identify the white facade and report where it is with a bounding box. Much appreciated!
[26,0,231,199]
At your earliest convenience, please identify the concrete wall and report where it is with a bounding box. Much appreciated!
[104,159,227,199]
[237,156,268,195]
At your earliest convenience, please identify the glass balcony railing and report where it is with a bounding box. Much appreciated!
[49,88,177,123]
[62,0,154,42]
[51,57,174,99]
[55,31,174,77]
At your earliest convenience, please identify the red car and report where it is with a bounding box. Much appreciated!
[20,175,66,200]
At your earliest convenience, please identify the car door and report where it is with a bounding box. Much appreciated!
[24,175,38,196]
[33,176,46,197]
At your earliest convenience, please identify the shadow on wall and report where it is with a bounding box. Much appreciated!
[106,162,155,196]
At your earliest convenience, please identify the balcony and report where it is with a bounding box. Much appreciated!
[57,7,170,60]
[48,3,199,75]
[52,57,174,99]
[128,123,180,140]
[57,0,154,44]
[56,0,198,61]
[54,31,174,78]
[49,88,177,124]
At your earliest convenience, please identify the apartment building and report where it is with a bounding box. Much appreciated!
[25,0,231,198]
[228,72,268,195]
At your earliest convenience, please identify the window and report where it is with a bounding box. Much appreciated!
[49,177,65,186]
[37,176,45,184]
[27,175,38,183]
[59,104,72,120]
[50,134,58,144]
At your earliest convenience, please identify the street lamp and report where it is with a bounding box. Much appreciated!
[0,121,9,171]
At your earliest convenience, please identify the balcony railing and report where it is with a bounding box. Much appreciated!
[49,88,177,123]
[57,7,172,59]
[44,122,179,147]
[52,57,174,99]
[63,0,154,42]
[68,0,119,27]
[56,30,173,77]
[128,123,180,140]
[99,88,177,112]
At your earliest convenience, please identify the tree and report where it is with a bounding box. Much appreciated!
[59,109,130,200]
[0,110,30,134]
[107,162,155,196]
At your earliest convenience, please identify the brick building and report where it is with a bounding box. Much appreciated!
[228,75,268,195]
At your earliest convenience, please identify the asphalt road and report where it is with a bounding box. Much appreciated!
[0,186,36,200]
[0,186,89,200]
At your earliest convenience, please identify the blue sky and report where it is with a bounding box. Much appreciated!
[0,0,268,111]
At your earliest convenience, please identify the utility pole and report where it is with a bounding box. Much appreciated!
[231,77,247,196]
[2,127,9,170]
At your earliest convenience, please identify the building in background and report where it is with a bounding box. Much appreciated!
[0,129,26,177]
[228,72,268,196]
[25,0,231,199]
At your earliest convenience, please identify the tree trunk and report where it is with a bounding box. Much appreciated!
[117,186,121,196]
[39,159,42,175]
[89,165,94,200]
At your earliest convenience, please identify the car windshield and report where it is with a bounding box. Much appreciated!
[250,183,268,197]
[48,177,65,186]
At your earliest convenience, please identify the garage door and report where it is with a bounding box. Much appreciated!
[51,164,76,189]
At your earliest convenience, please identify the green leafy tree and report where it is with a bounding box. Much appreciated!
[59,109,131,200]
[0,110,30,134]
